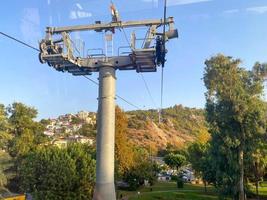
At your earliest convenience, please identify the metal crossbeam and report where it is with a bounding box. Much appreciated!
[40,17,177,75]
[46,17,175,34]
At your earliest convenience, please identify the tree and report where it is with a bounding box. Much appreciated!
[123,147,159,190]
[115,106,135,177]
[196,128,210,144]
[187,142,215,192]
[0,104,12,150]
[39,119,51,127]
[0,168,7,189]
[252,62,267,78]
[7,103,48,158]
[8,102,38,136]
[6,103,49,192]
[9,129,35,158]
[203,54,266,199]
[123,160,158,190]
[246,141,267,199]
[71,116,83,124]
[18,144,96,200]
[164,153,186,171]
[77,123,96,138]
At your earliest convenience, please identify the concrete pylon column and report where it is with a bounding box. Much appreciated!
[93,65,116,200]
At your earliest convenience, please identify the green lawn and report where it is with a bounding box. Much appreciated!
[259,187,267,196]
[260,181,267,187]
[128,190,218,200]
[250,181,267,197]
[118,182,221,200]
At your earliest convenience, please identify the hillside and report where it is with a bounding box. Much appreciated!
[42,104,208,152]
[126,104,209,151]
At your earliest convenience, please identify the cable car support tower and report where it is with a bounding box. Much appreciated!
[39,4,178,200]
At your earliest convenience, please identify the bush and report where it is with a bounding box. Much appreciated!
[18,144,96,200]
[123,159,159,190]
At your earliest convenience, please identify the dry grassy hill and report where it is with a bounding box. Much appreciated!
[126,104,209,152]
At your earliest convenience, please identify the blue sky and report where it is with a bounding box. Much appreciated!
[1,0,267,119]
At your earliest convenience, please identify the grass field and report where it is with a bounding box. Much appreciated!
[119,181,267,200]
[250,181,267,197]
[118,182,221,200]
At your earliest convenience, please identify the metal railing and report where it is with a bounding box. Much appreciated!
[117,46,132,56]
[87,48,105,57]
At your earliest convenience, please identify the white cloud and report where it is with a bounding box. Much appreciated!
[47,0,51,5]
[77,11,92,18]
[76,3,83,10]
[223,9,239,14]
[246,6,267,14]
[20,8,41,46]
[69,11,92,19]
[70,11,77,19]
[167,0,212,6]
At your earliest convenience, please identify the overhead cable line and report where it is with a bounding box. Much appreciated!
[120,26,158,110]
[140,73,158,108]
[83,75,141,110]
[0,31,39,52]
[160,67,164,120]
[0,31,142,110]
[121,27,131,49]
[115,93,141,110]
[83,75,99,85]
[159,0,167,123]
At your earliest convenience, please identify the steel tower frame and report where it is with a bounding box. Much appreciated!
[39,14,178,200]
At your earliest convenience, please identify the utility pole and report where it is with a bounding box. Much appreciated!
[38,4,178,200]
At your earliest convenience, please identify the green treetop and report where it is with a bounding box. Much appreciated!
[203,54,266,200]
